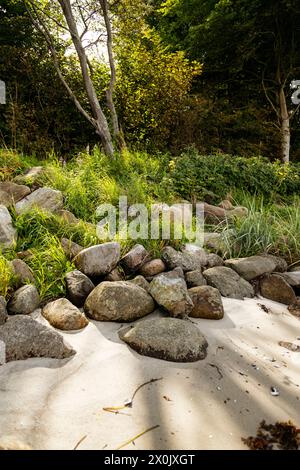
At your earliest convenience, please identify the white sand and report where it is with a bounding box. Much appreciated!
[0,297,299,450]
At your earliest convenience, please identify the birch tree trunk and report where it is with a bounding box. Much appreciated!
[58,0,114,157]
[278,86,290,163]
[100,0,125,150]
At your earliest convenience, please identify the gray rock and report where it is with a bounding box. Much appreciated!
[161,246,206,272]
[0,297,8,325]
[129,275,150,292]
[206,253,224,268]
[7,285,40,315]
[0,205,17,249]
[0,190,12,207]
[14,166,45,186]
[182,244,208,266]
[16,187,64,214]
[119,317,208,362]
[149,273,193,318]
[57,209,79,225]
[0,340,5,365]
[74,242,120,277]
[0,315,75,362]
[203,266,254,299]
[260,274,296,305]
[224,255,287,281]
[277,271,300,287]
[42,298,89,330]
[189,286,224,320]
[84,281,155,322]
[0,181,31,202]
[204,203,227,223]
[65,270,95,307]
[10,259,35,288]
[219,199,234,210]
[185,270,207,288]
[120,244,149,272]
[139,259,166,278]
[61,238,83,260]
[227,206,248,219]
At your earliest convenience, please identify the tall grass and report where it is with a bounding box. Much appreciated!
[0,254,15,297]
[219,192,300,264]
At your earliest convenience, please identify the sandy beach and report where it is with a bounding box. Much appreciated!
[0,296,299,450]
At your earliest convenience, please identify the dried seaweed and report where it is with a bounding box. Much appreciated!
[242,420,300,450]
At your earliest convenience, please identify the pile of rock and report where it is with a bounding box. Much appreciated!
[1,169,300,365]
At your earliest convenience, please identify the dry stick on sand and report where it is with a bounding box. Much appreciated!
[73,434,87,450]
[103,378,163,414]
[115,425,160,450]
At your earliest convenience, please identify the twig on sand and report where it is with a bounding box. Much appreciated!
[115,425,160,450]
[73,434,87,450]
[208,363,223,379]
[103,377,163,414]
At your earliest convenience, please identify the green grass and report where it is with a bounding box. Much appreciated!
[215,192,300,265]
[0,254,16,298]
[2,147,300,301]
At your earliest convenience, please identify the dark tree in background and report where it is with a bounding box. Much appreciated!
[151,0,300,162]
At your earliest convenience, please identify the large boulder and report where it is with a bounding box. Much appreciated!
[189,286,224,320]
[74,242,120,277]
[139,259,166,278]
[161,246,206,272]
[65,270,95,307]
[0,297,8,325]
[42,298,89,330]
[149,272,193,318]
[119,317,208,362]
[10,259,35,288]
[260,274,296,305]
[61,238,83,260]
[185,270,207,288]
[0,205,17,249]
[203,266,254,299]
[15,187,64,214]
[0,315,75,362]
[7,285,40,315]
[120,244,149,272]
[224,255,287,281]
[84,281,155,322]
[0,181,30,203]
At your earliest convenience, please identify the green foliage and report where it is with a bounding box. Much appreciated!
[115,2,201,150]
[0,254,15,298]
[169,151,300,202]
[12,207,98,302]
[38,149,174,220]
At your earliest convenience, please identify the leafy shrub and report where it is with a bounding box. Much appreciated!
[169,150,300,202]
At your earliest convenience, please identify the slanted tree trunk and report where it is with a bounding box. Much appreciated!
[278,85,290,164]
[100,0,126,151]
[58,0,114,157]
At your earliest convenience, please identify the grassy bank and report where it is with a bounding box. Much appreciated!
[1,148,300,302]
